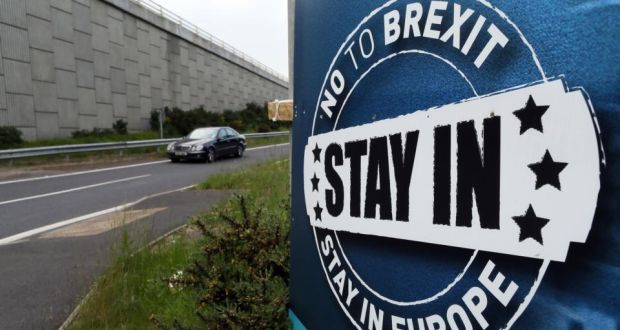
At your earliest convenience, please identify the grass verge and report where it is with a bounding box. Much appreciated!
[67,158,290,329]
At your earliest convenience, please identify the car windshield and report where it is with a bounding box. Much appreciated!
[187,128,218,139]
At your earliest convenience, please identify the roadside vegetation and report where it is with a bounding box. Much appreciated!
[1,102,289,151]
[67,158,290,329]
[0,103,289,170]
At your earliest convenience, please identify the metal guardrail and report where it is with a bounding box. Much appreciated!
[131,0,289,83]
[0,131,289,160]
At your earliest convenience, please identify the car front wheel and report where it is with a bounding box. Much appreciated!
[206,148,216,163]
[236,144,244,157]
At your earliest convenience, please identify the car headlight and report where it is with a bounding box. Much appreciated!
[191,145,204,151]
[166,143,174,151]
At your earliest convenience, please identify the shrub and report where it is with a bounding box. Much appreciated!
[165,195,290,329]
[150,103,290,136]
[71,128,114,138]
[112,119,128,135]
[0,126,23,149]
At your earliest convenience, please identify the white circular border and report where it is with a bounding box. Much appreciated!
[307,1,551,329]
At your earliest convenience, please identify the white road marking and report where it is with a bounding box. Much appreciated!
[246,142,290,151]
[0,201,139,246]
[0,184,197,246]
[0,143,290,186]
[0,160,168,185]
[0,174,151,206]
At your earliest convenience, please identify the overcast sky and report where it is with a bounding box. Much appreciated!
[149,0,289,78]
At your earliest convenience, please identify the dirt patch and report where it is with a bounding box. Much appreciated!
[39,208,167,239]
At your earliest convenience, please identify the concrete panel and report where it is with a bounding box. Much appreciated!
[77,87,96,115]
[0,0,28,29]
[52,8,74,42]
[149,45,162,68]
[126,83,139,107]
[51,0,72,12]
[93,50,110,78]
[108,16,124,45]
[110,67,125,93]
[74,31,94,61]
[94,77,111,103]
[55,69,78,99]
[179,45,189,65]
[96,102,113,127]
[150,66,162,89]
[74,0,90,7]
[0,24,31,61]
[136,29,149,53]
[6,94,35,126]
[112,92,127,117]
[139,97,151,118]
[126,106,141,130]
[28,16,54,51]
[139,74,151,97]
[136,20,149,32]
[107,5,123,20]
[76,59,95,88]
[53,38,76,71]
[26,0,51,20]
[160,59,169,77]
[78,114,96,130]
[4,59,33,94]
[30,49,55,82]
[161,80,171,102]
[57,98,78,128]
[149,27,161,46]
[137,51,150,75]
[0,77,6,109]
[181,85,190,105]
[0,110,7,126]
[124,59,138,85]
[91,24,110,53]
[188,59,197,78]
[189,77,198,96]
[123,36,139,61]
[32,81,58,112]
[123,15,137,38]
[35,112,59,138]
[151,87,162,109]
[73,2,92,34]
[90,0,108,26]
[108,43,124,69]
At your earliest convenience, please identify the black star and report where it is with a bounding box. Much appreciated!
[512,205,550,245]
[513,95,550,134]
[528,150,568,190]
[312,143,322,163]
[313,202,323,221]
[310,173,320,192]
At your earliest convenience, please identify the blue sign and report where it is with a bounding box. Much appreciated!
[290,1,619,329]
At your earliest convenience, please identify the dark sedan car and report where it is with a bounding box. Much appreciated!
[166,127,246,163]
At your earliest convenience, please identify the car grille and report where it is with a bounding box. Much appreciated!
[174,145,190,151]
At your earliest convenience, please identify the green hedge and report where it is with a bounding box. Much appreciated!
[0,126,23,149]
[150,103,289,136]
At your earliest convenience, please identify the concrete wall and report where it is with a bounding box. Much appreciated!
[0,0,289,140]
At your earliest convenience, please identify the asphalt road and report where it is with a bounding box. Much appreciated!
[0,143,289,329]
[0,143,289,242]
